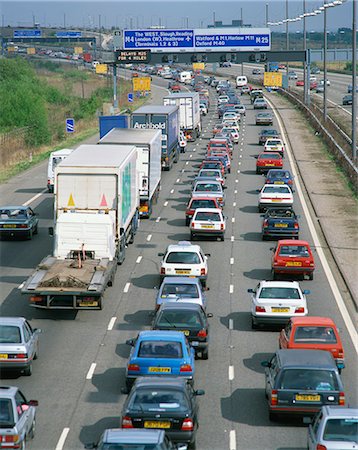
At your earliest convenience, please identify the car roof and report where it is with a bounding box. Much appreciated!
[262,184,291,189]
[276,349,336,368]
[161,276,201,285]
[0,206,28,211]
[102,428,165,444]
[138,330,188,341]
[259,280,300,288]
[0,386,18,398]
[277,239,310,246]
[290,317,336,326]
[135,376,188,389]
[0,317,27,326]
[158,302,204,312]
[320,406,358,418]
[193,208,222,214]
[166,241,202,253]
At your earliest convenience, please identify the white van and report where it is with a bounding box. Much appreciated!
[236,75,248,88]
[179,71,192,84]
[47,149,74,192]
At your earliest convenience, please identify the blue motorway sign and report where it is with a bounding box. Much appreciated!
[128,93,134,103]
[56,31,82,38]
[13,29,42,38]
[66,118,75,133]
[123,28,270,53]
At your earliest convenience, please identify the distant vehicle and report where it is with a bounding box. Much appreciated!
[252,68,262,75]
[255,112,273,126]
[0,206,39,240]
[179,71,192,84]
[220,61,231,67]
[288,71,298,80]
[265,169,294,187]
[191,180,226,208]
[319,79,331,86]
[259,129,280,145]
[296,80,304,87]
[199,103,208,115]
[311,66,321,74]
[258,184,294,213]
[155,276,207,310]
[315,85,324,93]
[271,240,315,280]
[347,84,358,93]
[236,75,248,88]
[342,94,353,105]
[264,138,285,156]
[47,148,74,192]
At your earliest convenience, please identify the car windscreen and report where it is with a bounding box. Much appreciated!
[161,283,199,298]
[323,418,358,442]
[166,252,201,264]
[0,325,22,344]
[194,184,221,193]
[194,212,221,222]
[129,388,189,413]
[279,369,339,391]
[156,310,203,328]
[259,287,301,300]
[260,154,280,160]
[0,399,15,426]
[263,186,290,194]
[138,341,183,359]
[278,245,310,257]
[293,326,338,344]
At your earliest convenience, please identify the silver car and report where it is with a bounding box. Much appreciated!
[0,317,41,376]
[155,276,207,310]
[308,406,358,449]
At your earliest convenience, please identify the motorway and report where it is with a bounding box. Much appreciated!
[0,73,357,450]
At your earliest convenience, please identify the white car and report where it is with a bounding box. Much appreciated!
[234,104,246,115]
[319,79,331,86]
[179,130,187,153]
[199,103,208,115]
[192,180,226,207]
[264,138,285,156]
[190,208,226,241]
[222,119,240,130]
[221,127,239,143]
[222,111,239,122]
[218,95,229,104]
[309,75,317,82]
[197,169,224,185]
[258,184,294,212]
[248,280,309,329]
[158,241,210,287]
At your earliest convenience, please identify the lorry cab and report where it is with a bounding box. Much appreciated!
[47,149,73,193]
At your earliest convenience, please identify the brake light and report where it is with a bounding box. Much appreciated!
[16,353,28,359]
[181,418,194,431]
[220,223,224,230]
[160,268,165,275]
[316,445,327,450]
[200,268,206,276]
[122,416,134,428]
[339,392,345,405]
[30,296,44,303]
[180,364,193,373]
[256,306,266,313]
[271,389,278,406]
[263,219,268,228]
[338,351,344,358]
[197,329,207,337]
[18,224,28,228]
[295,307,305,313]
[190,222,196,228]
[127,364,140,372]
[1,435,20,443]
[294,222,299,229]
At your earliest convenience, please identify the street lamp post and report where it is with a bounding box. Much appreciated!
[352,0,357,161]
[303,0,307,104]
[323,4,328,121]
[286,0,289,79]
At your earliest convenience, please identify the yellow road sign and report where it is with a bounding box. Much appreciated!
[74,46,83,55]
[264,72,283,87]
[193,62,205,70]
[133,77,151,91]
[95,64,108,74]
[27,47,36,55]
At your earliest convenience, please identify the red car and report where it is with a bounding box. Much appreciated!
[310,80,317,90]
[296,80,304,86]
[185,197,221,226]
[212,123,224,136]
[208,141,232,158]
[200,160,225,177]
[256,152,283,174]
[272,239,315,280]
[279,317,345,372]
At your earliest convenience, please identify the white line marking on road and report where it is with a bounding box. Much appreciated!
[22,189,47,207]
[17,282,24,290]
[229,365,235,381]
[235,179,238,183]
[189,154,192,158]
[86,363,96,380]
[229,318,234,330]
[231,217,235,223]
[107,317,116,331]
[164,201,168,206]
[268,96,358,353]
[239,154,242,158]
[147,234,152,242]
[193,148,196,152]
[234,189,238,194]
[156,217,161,223]
[170,189,174,194]
[238,162,241,165]
[186,161,189,165]
[55,428,70,450]
[181,169,185,173]
[176,178,180,183]
[229,430,236,450]
[230,257,234,265]
[123,282,130,293]
[136,256,143,264]
[229,284,234,293]
[231,236,234,242]
[233,202,236,207]
[237,170,240,174]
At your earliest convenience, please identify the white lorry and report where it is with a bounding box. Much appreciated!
[163,92,201,142]
[22,144,139,310]
[99,128,162,218]
[47,148,74,193]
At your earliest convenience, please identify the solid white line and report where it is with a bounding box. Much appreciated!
[176,178,180,183]
[155,217,161,223]
[170,189,174,194]
[231,217,235,223]
[55,428,70,450]
[107,317,116,331]
[136,256,143,264]
[231,236,234,242]
[229,284,234,294]
[123,282,130,293]
[229,318,234,330]
[268,96,358,353]
[164,201,168,206]
[229,430,236,450]
[230,257,234,265]
[147,234,152,241]
[22,189,47,207]
[228,365,235,381]
[86,363,96,380]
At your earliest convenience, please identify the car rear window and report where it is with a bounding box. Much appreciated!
[269,171,290,179]
[0,399,14,426]
[129,388,189,414]
[267,140,281,145]
[157,310,203,328]
[161,283,199,298]
[279,369,339,391]
[268,209,294,218]
[200,171,220,178]
[0,209,26,218]
[263,186,290,194]
[195,184,221,192]
[166,252,201,264]
[138,341,183,359]
[194,212,221,221]
[260,154,280,160]
[259,287,301,300]
[278,245,310,257]
[323,418,358,442]
[0,325,22,344]
[190,200,216,209]
[293,326,338,344]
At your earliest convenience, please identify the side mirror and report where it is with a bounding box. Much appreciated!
[158,252,164,257]
[261,361,270,368]
[28,400,39,407]
[121,387,130,395]
[256,189,260,193]
[194,389,205,396]
[205,253,211,257]
[33,328,42,334]
[206,313,213,318]
[254,156,258,159]
[260,214,265,218]
[270,247,275,251]
[222,186,227,189]
[303,290,310,295]
[84,444,96,450]
[247,288,254,293]
[48,227,54,237]
[126,339,135,346]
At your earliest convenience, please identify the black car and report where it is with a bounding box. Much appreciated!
[261,208,299,240]
[258,129,280,145]
[121,377,205,449]
[342,94,352,105]
[152,302,212,360]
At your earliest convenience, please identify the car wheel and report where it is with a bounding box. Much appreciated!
[27,229,33,240]
[28,417,36,439]
[269,411,277,422]
[23,364,32,376]
[262,235,267,241]
[251,317,258,330]
[256,169,259,174]
[190,233,196,241]
[185,218,190,226]
[202,349,209,360]
[272,270,277,281]
[201,279,207,288]
[189,440,196,449]
[309,273,314,280]
[33,224,38,235]
[220,235,225,242]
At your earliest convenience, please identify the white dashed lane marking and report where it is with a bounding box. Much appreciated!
[123,282,131,293]
[147,234,152,242]
[55,428,70,450]
[86,363,96,380]
[107,317,116,330]
[136,256,142,264]
[229,365,235,381]
[164,201,168,206]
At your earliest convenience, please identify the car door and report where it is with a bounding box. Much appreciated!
[265,355,278,400]
[15,390,33,438]
[24,321,37,360]
[307,410,323,449]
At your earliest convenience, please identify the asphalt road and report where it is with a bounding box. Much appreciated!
[0,75,357,450]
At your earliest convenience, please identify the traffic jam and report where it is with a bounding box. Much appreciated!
[0,63,357,450]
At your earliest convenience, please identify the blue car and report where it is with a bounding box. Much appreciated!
[265,169,294,187]
[125,330,195,390]
[0,206,39,240]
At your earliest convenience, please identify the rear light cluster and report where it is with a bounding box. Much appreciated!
[30,295,44,303]
[8,353,28,360]
[256,306,266,313]
[197,329,207,338]
[181,418,194,431]
[294,307,305,314]
[200,269,206,276]
[127,364,140,372]
[271,389,278,406]
[339,392,345,405]
[316,445,327,450]
[220,223,224,230]
[122,416,133,428]
[180,364,193,373]
[294,222,299,229]
[263,219,268,228]
[160,268,165,275]
[337,351,344,358]
[0,434,20,444]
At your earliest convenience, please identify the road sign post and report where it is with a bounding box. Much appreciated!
[66,118,75,133]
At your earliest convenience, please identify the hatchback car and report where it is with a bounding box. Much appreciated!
[158,241,210,287]
[190,208,226,241]
[248,280,309,329]
[222,111,239,123]
[199,160,225,177]
[196,169,224,185]
[279,317,345,372]
[255,112,274,126]
[125,331,195,389]
[261,208,299,240]
[217,95,229,104]
[342,94,353,106]
[204,156,230,174]
[0,206,39,240]
[256,152,283,174]
[265,169,293,187]
[221,127,239,143]
[272,240,315,280]
[253,98,268,109]
[261,350,345,421]
[0,317,41,376]
[152,303,211,359]
[307,406,358,450]
[185,197,221,226]
[258,184,294,212]
[0,386,38,448]
[121,377,204,448]
[155,277,207,311]
[191,181,226,208]
[259,129,280,145]
[264,138,285,157]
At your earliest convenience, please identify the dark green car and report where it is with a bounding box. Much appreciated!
[0,206,39,239]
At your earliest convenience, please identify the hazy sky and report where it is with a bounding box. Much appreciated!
[0,1,353,32]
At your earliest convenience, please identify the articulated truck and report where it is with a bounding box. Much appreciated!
[22,144,139,310]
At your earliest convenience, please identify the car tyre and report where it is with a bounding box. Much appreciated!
[272,270,277,281]
[201,349,209,360]
[185,218,190,226]
[23,364,32,376]
[251,317,258,330]
[28,417,36,439]
[309,273,314,280]
[33,224,38,235]
[269,411,277,422]
[189,440,196,449]
[27,229,33,240]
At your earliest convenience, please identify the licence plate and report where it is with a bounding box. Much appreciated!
[144,421,171,429]
[3,224,16,228]
[295,394,321,402]
[148,367,171,373]
[79,301,98,307]
[0,354,8,359]
[201,225,214,229]
[286,261,302,267]
[274,223,288,228]
[272,199,281,202]
[266,164,275,166]
[274,181,285,184]
[176,270,190,275]
[272,308,290,313]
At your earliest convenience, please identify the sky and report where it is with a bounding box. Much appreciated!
[0,0,353,32]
